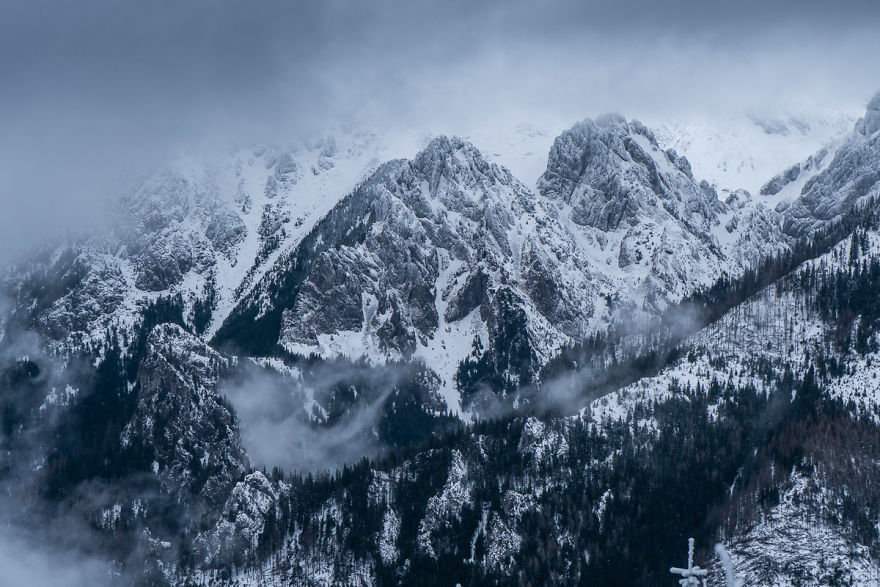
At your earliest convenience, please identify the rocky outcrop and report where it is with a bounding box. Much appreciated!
[760,147,830,197]
[36,251,128,342]
[539,115,723,232]
[122,323,246,508]
[857,91,880,137]
[194,471,290,567]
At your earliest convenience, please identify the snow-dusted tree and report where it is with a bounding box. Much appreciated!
[670,537,708,586]
[714,543,744,587]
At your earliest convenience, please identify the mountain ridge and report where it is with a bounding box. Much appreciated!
[3,98,880,585]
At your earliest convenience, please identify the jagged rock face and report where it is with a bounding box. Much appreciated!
[279,175,441,356]
[539,114,723,233]
[122,323,246,508]
[279,137,537,356]
[538,114,788,312]
[205,209,248,257]
[194,471,289,567]
[783,97,880,237]
[1,167,248,351]
[858,91,880,137]
[762,162,802,197]
[417,449,472,558]
[5,249,129,347]
[245,135,611,373]
[118,170,244,292]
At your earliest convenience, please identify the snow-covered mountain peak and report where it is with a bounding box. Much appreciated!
[409,135,520,203]
[412,135,485,168]
[537,114,722,234]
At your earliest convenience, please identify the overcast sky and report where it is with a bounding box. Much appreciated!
[1,0,878,261]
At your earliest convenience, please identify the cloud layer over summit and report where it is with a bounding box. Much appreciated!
[1,0,878,262]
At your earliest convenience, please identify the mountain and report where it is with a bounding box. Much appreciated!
[214,134,613,410]
[2,96,880,585]
[0,129,404,357]
[3,113,791,404]
[536,114,786,307]
[176,167,880,587]
[215,116,789,410]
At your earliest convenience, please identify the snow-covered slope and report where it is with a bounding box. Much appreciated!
[782,92,880,237]
[721,472,880,586]
[653,110,856,197]
[592,216,880,424]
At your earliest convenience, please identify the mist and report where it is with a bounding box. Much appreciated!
[2,0,879,264]
[0,529,111,587]
[221,359,430,473]
[0,336,118,586]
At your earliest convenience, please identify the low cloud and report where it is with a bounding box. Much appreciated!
[222,359,421,473]
[0,334,122,586]
[0,529,111,587]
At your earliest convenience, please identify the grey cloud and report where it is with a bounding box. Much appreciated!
[1,0,878,264]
